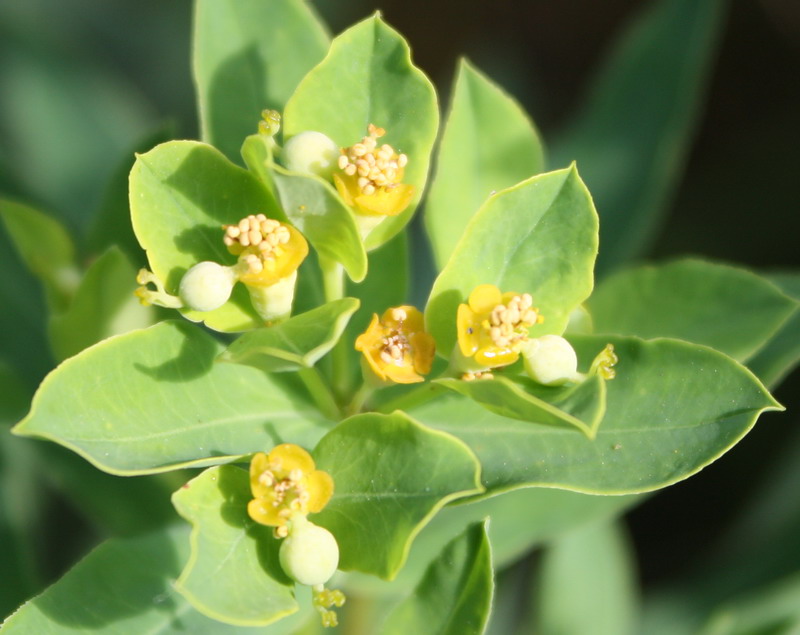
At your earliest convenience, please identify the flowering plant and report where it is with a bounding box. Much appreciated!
[2,1,799,633]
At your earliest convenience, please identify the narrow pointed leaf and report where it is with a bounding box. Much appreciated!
[384,521,494,635]
[220,297,360,372]
[0,524,305,634]
[0,199,77,312]
[172,466,298,627]
[426,166,598,356]
[241,134,367,282]
[130,140,285,332]
[193,0,329,161]
[311,411,483,579]
[48,246,154,361]
[748,272,800,387]
[535,520,638,635]
[435,374,606,438]
[283,14,439,250]
[14,321,330,475]
[551,0,725,272]
[587,259,797,361]
[425,59,545,269]
[410,335,781,496]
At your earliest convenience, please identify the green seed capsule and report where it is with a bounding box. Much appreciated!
[279,516,339,586]
[522,334,580,386]
[178,261,236,312]
[283,131,340,180]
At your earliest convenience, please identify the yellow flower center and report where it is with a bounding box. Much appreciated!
[223,214,308,287]
[337,124,408,196]
[248,444,333,538]
[355,305,435,384]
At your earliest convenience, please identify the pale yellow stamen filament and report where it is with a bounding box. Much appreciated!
[339,124,408,196]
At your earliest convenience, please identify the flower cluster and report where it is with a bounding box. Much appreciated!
[135,213,308,323]
[248,444,344,627]
[355,306,435,384]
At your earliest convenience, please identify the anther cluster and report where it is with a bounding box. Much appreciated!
[337,123,408,196]
[257,466,311,538]
[223,214,291,275]
[486,294,540,348]
[380,307,410,365]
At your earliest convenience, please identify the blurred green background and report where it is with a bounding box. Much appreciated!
[1,0,798,628]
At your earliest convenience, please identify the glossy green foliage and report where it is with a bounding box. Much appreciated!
[193,0,329,161]
[426,166,598,355]
[172,466,298,626]
[221,297,359,373]
[48,247,154,361]
[241,134,367,281]
[552,0,725,272]
[311,412,482,579]
[411,335,780,496]
[436,374,606,439]
[14,321,330,474]
[0,524,306,634]
[130,140,283,332]
[425,59,545,269]
[283,15,439,250]
[0,199,77,313]
[748,273,800,387]
[535,520,638,635]
[587,259,797,362]
[384,521,494,635]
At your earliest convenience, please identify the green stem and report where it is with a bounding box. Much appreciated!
[298,367,342,421]
[319,256,351,399]
[375,382,443,414]
[346,381,375,417]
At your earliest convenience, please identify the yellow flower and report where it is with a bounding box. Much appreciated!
[355,306,435,384]
[333,124,414,217]
[457,284,543,370]
[223,214,308,288]
[248,444,333,537]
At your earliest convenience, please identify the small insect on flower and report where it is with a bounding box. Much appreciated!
[355,305,436,384]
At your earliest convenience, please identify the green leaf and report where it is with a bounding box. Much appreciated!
[172,465,298,627]
[410,335,781,496]
[193,0,329,162]
[342,488,639,599]
[551,0,725,272]
[0,198,78,312]
[241,134,367,282]
[129,140,283,332]
[383,521,494,635]
[48,246,155,361]
[283,14,439,250]
[535,520,638,635]
[220,297,360,372]
[425,58,545,269]
[587,259,797,362]
[435,374,606,439]
[426,166,598,357]
[311,411,483,579]
[0,524,306,634]
[748,273,800,388]
[700,573,800,635]
[14,321,330,475]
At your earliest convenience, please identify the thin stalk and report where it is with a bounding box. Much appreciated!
[298,367,342,421]
[346,381,375,417]
[319,256,351,399]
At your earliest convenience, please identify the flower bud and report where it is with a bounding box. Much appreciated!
[521,334,580,386]
[279,516,339,586]
[178,261,236,312]
[283,131,340,179]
